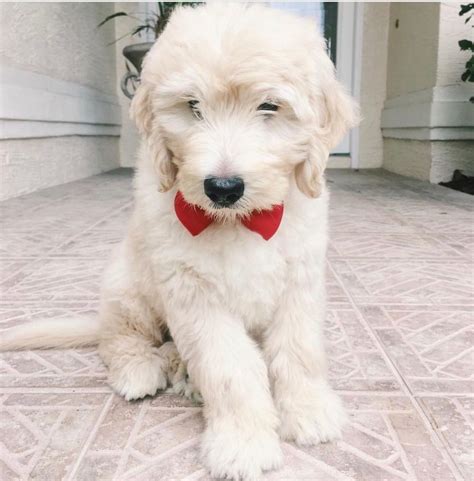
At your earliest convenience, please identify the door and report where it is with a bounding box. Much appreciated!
[268,2,358,156]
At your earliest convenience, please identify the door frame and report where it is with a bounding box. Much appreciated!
[333,2,364,166]
[350,3,364,169]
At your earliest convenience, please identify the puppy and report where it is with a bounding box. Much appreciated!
[2,4,358,479]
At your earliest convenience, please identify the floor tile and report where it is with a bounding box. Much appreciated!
[53,229,125,258]
[330,259,473,306]
[360,305,473,394]
[295,393,459,481]
[326,308,400,391]
[329,232,464,259]
[0,391,112,480]
[1,168,471,480]
[1,258,106,302]
[418,396,473,480]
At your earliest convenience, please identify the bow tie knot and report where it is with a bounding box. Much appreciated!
[174,191,283,240]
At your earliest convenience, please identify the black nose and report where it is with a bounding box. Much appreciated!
[204,176,244,207]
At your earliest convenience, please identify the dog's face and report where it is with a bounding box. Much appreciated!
[132,4,358,218]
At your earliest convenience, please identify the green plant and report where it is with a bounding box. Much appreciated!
[98,2,200,44]
[458,3,474,102]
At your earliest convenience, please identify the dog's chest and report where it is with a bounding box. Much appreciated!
[219,240,287,330]
[172,225,289,330]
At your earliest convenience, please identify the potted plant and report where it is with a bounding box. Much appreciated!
[99,2,200,98]
[458,3,474,102]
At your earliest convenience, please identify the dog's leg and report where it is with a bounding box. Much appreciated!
[98,296,170,401]
[264,260,346,445]
[99,333,168,401]
[162,273,282,481]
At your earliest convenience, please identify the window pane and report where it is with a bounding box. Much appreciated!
[268,2,338,63]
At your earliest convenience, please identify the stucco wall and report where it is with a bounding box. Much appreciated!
[382,1,474,183]
[385,2,440,100]
[113,2,151,168]
[0,3,121,200]
[384,139,432,181]
[0,137,119,201]
[358,2,390,168]
[384,138,474,184]
[430,141,474,183]
[0,3,117,95]
[437,1,472,87]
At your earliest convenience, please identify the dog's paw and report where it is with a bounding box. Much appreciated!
[158,341,203,404]
[279,382,347,446]
[109,350,168,401]
[202,424,283,481]
[169,374,203,404]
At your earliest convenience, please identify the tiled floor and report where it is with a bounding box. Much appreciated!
[1,168,472,480]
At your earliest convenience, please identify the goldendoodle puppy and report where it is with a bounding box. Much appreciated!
[2,3,358,479]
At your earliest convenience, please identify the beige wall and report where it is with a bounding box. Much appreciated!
[385,3,440,100]
[0,137,119,201]
[384,139,432,181]
[437,2,472,87]
[382,1,474,183]
[0,3,121,200]
[385,139,474,183]
[358,2,390,168]
[430,141,474,183]
[113,2,150,168]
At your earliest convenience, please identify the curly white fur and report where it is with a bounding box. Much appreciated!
[1,4,358,480]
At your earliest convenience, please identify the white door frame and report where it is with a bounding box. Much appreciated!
[350,3,364,169]
[333,2,364,165]
[333,2,355,155]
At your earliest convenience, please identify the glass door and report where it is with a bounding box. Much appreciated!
[268,2,356,156]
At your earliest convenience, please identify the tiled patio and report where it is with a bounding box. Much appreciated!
[0,168,472,480]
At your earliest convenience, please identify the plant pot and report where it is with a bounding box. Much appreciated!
[121,42,154,99]
[122,42,154,73]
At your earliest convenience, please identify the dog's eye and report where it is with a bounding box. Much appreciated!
[188,100,202,120]
[257,102,279,112]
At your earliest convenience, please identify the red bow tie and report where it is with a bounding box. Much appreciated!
[174,191,283,240]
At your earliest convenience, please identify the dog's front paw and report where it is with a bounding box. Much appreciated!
[202,424,283,481]
[109,349,168,401]
[279,382,347,446]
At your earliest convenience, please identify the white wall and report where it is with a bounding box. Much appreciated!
[0,3,122,200]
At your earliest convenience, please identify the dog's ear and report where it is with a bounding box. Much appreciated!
[296,75,359,198]
[130,83,177,192]
[130,82,154,137]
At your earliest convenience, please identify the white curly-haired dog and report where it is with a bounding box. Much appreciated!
[2,3,358,479]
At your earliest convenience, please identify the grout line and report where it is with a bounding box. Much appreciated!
[382,412,418,480]
[337,440,409,479]
[23,409,68,481]
[123,437,202,479]
[284,442,353,481]
[419,325,473,355]
[65,393,114,481]
[327,261,466,481]
[136,410,198,440]
[113,399,149,480]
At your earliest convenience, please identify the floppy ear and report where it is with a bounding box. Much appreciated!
[295,79,359,198]
[130,83,177,192]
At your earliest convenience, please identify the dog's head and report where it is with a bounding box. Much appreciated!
[131,3,358,218]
